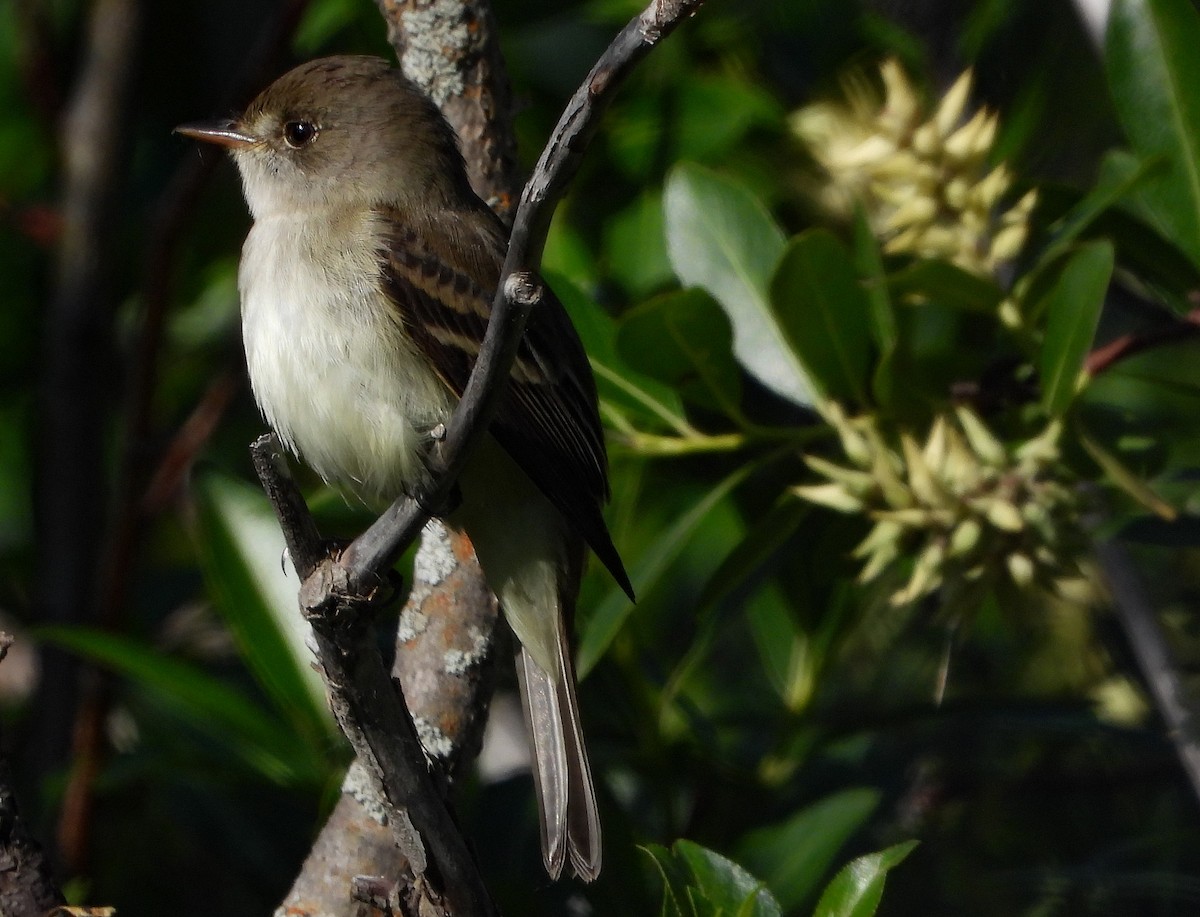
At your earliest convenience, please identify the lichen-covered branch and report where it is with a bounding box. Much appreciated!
[377,0,521,218]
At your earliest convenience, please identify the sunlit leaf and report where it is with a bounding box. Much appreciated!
[812,841,919,917]
[738,788,881,912]
[643,841,783,917]
[664,163,813,406]
[194,473,333,744]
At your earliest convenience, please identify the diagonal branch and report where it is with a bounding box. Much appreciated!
[339,0,705,587]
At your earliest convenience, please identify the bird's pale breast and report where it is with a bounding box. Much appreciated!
[238,209,454,500]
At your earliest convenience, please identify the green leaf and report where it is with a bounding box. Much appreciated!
[745,581,814,712]
[696,498,810,613]
[852,210,897,355]
[551,270,691,435]
[604,190,674,296]
[771,230,874,405]
[738,788,881,912]
[1028,162,1200,315]
[813,841,919,917]
[1094,153,1200,307]
[193,473,333,745]
[1107,0,1200,267]
[664,163,813,406]
[643,841,783,917]
[643,843,694,917]
[577,461,757,678]
[38,626,325,786]
[292,0,361,53]
[677,841,783,917]
[1036,151,1158,270]
[886,258,1005,314]
[673,76,784,164]
[1037,241,1113,414]
[853,211,898,408]
[618,289,744,420]
[1078,425,1178,519]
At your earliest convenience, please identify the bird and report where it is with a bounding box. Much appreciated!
[176,54,632,882]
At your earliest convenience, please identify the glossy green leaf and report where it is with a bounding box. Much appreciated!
[38,626,325,785]
[643,843,694,917]
[738,788,881,912]
[1038,241,1113,414]
[644,841,782,917]
[677,841,783,917]
[577,462,756,677]
[813,841,919,917]
[1107,0,1200,267]
[664,163,813,406]
[618,288,743,420]
[194,473,333,744]
[771,230,874,405]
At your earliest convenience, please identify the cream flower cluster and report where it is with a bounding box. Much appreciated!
[795,404,1084,608]
[793,59,1036,277]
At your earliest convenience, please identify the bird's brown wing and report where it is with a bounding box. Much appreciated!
[377,206,633,598]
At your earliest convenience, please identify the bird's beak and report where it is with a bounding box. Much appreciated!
[174,119,256,149]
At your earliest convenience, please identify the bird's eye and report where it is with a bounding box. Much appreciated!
[282,120,318,148]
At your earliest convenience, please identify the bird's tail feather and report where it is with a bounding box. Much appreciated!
[516,618,601,882]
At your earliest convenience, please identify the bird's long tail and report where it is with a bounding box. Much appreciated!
[516,614,602,882]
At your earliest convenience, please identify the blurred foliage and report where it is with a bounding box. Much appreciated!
[7,0,1200,915]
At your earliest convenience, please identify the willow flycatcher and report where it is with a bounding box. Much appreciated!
[177,55,632,882]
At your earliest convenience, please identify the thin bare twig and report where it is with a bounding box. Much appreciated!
[1084,308,1200,376]
[1096,537,1200,807]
